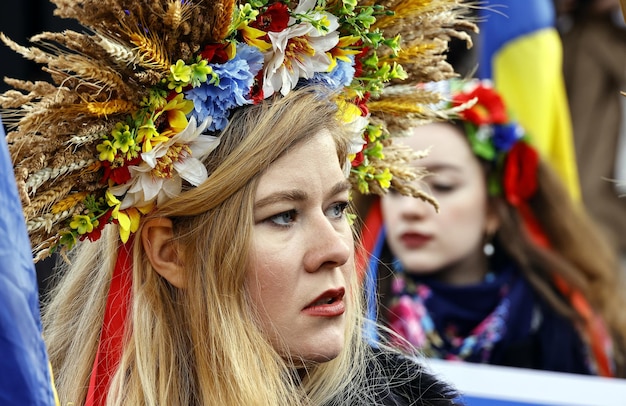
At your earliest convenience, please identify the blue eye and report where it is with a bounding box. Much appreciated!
[327,202,349,220]
[268,210,297,227]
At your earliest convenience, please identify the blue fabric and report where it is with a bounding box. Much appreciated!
[0,119,56,405]
[478,0,555,79]
[462,397,559,406]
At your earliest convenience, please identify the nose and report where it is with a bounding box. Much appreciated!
[398,195,433,221]
[303,214,352,273]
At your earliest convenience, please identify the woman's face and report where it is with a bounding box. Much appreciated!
[381,122,497,284]
[247,130,354,365]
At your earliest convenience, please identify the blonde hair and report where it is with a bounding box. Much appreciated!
[43,87,392,405]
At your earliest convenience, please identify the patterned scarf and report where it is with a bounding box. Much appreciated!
[387,263,537,363]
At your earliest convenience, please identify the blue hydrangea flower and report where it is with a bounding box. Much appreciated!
[186,44,264,132]
[310,57,355,90]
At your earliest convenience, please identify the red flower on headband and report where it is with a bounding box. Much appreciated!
[200,43,230,64]
[101,157,142,185]
[503,142,539,206]
[453,84,508,126]
[250,2,290,33]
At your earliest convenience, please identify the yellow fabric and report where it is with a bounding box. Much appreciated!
[49,362,60,406]
[493,28,581,200]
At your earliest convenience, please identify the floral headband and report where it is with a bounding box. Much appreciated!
[1,0,475,260]
[448,79,540,206]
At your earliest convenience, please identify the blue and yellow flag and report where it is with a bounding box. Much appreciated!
[478,0,580,199]
[0,119,57,405]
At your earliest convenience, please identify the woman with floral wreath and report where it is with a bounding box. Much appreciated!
[361,79,626,377]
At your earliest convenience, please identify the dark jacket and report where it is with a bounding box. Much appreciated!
[327,348,462,406]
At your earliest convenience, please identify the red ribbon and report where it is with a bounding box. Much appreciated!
[85,237,134,406]
[355,198,383,281]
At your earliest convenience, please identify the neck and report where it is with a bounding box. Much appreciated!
[417,249,490,286]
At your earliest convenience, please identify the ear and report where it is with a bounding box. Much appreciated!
[142,217,185,288]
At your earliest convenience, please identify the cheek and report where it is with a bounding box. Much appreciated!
[440,197,489,241]
[380,198,400,228]
[246,251,290,318]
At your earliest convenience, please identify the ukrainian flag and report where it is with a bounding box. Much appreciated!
[478,0,580,199]
[0,119,57,405]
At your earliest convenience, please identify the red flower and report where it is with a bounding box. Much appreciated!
[353,44,368,78]
[351,134,371,168]
[453,84,508,126]
[355,93,370,116]
[351,151,364,168]
[101,157,142,185]
[250,3,290,32]
[503,142,539,206]
[250,70,265,104]
[200,43,230,64]
[85,209,113,242]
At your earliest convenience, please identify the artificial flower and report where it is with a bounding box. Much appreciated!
[375,167,392,189]
[170,60,192,83]
[70,214,95,235]
[97,140,116,162]
[106,190,148,243]
[454,82,508,126]
[186,44,264,131]
[250,2,290,33]
[312,57,355,90]
[503,141,539,206]
[111,122,136,157]
[262,2,339,96]
[101,157,141,185]
[136,118,169,153]
[200,43,234,64]
[239,23,272,52]
[85,210,111,242]
[493,123,524,153]
[190,59,214,88]
[158,93,195,137]
[111,116,219,209]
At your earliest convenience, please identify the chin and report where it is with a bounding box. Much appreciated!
[299,350,343,367]
[295,337,345,366]
[399,256,442,275]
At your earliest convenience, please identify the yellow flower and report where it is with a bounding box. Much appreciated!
[97,140,117,162]
[117,208,142,243]
[136,118,169,152]
[111,122,135,154]
[170,59,192,82]
[158,94,194,136]
[239,23,272,51]
[69,214,94,235]
[336,99,362,124]
[328,36,360,69]
[105,190,155,242]
[168,60,193,92]
[375,168,392,189]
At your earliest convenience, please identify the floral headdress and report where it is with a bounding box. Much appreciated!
[1,0,475,261]
[448,79,540,206]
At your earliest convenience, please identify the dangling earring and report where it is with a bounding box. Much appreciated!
[483,230,495,257]
[483,241,495,257]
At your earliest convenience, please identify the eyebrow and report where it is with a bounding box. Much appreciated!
[254,179,352,209]
[426,163,463,174]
